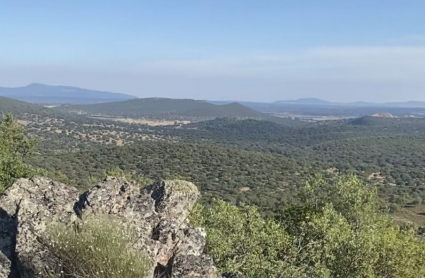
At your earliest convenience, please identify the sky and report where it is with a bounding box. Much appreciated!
[1,0,425,102]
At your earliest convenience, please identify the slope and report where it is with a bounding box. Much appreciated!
[0,95,49,116]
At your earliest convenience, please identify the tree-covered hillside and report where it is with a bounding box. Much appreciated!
[29,140,314,210]
[20,113,425,216]
[0,96,49,116]
[56,98,269,119]
[3,96,425,219]
[3,112,425,277]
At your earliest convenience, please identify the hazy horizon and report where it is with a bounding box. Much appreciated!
[5,82,425,104]
[2,1,425,102]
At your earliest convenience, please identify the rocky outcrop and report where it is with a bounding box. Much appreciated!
[0,252,10,278]
[0,176,220,278]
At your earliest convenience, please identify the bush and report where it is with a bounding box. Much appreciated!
[190,200,297,277]
[43,216,150,278]
[295,175,425,278]
[0,114,43,192]
[192,175,425,278]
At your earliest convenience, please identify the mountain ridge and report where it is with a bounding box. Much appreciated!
[210,98,425,108]
[274,98,331,105]
[3,83,425,108]
[0,83,136,105]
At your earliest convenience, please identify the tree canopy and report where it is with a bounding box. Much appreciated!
[191,175,425,278]
[0,114,41,192]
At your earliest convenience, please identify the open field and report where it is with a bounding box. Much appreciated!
[393,205,425,226]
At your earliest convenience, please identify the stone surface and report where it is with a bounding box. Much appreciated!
[222,273,246,278]
[0,252,10,278]
[0,176,219,278]
[0,177,79,277]
[173,227,219,278]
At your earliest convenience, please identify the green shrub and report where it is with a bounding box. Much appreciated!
[190,200,297,277]
[47,169,74,185]
[192,175,425,278]
[0,114,43,192]
[103,167,153,188]
[295,175,425,278]
[43,216,150,278]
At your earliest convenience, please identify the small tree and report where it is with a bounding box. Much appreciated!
[0,114,41,192]
[190,200,297,277]
[192,175,425,277]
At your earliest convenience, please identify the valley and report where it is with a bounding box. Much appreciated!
[2,95,425,223]
[4,3,425,276]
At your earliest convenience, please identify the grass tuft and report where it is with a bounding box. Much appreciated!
[43,215,151,278]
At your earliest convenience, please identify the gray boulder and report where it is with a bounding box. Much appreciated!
[0,176,219,278]
[0,252,10,278]
[0,177,79,277]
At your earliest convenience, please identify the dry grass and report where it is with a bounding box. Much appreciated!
[393,204,425,226]
[43,215,150,278]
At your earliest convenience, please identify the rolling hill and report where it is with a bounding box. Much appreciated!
[347,115,425,130]
[239,98,425,108]
[0,83,135,105]
[0,95,50,116]
[56,98,269,120]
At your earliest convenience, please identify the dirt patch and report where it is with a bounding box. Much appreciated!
[326,167,338,174]
[16,120,29,126]
[91,117,190,126]
[116,139,124,146]
[393,206,425,226]
[368,172,386,181]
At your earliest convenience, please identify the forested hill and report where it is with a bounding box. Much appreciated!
[0,96,50,116]
[56,98,269,119]
[0,95,90,121]
[349,115,425,129]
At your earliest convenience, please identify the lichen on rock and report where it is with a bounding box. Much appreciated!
[0,252,10,278]
[0,176,220,278]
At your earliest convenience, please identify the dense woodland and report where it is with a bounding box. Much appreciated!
[3,113,425,277]
[3,98,425,276]
[2,96,425,217]
[23,113,425,216]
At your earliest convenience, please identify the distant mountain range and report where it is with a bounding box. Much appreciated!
[210,98,425,108]
[3,83,425,121]
[285,98,425,108]
[0,83,135,104]
[274,98,331,105]
[3,83,425,108]
[0,94,301,126]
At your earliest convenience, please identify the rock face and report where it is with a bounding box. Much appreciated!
[0,252,10,278]
[0,176,220,278]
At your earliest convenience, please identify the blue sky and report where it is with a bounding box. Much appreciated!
[1,0,425,102]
